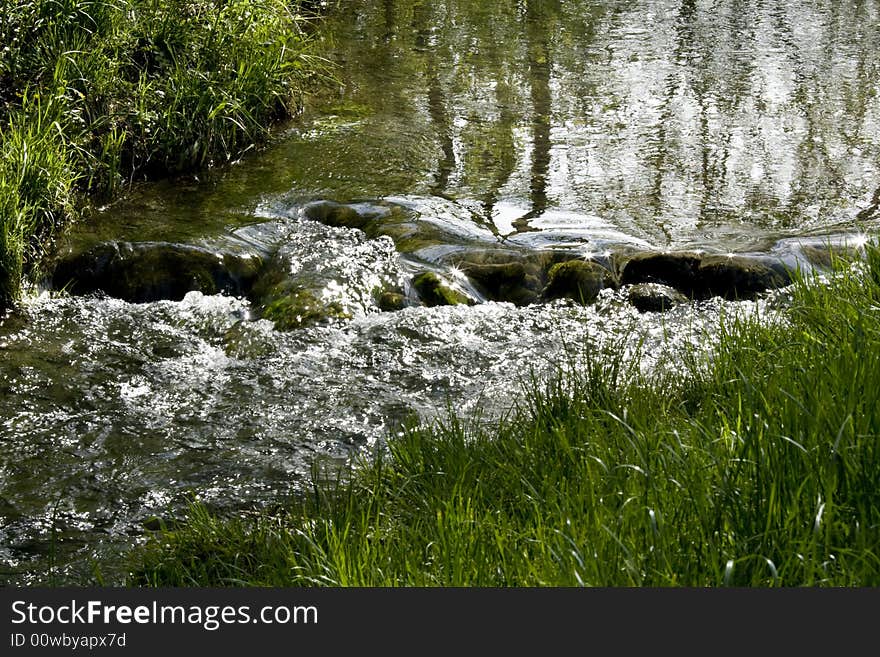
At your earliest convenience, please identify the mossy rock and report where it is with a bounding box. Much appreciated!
[249,257,352,330]
[377,290,407,312]
[627,283,689,313]
[462,261,541,306]
[542,259,614,305]
[51,242,264,303]
[451,250,547,306]
[259,287,351,330]
[441,248,585,306]
[222,320,276,359]
[302,200,390,230]
[697,256,792,300]
[799,244,860,270]
[411,272,472,307]
[373,221,449,255]
[619,251,703,294]
[619,250,792,300]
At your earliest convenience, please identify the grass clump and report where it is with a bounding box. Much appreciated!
[0,0,324,308]
[129,245,880,587]
[0,92,79,302]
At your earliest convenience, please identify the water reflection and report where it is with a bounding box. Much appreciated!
[309,0,880,249]
[66,0,880,252]
[516,0,556,233]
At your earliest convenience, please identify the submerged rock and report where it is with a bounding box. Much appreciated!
[542,259,615,305]
[450,249,548,306]
[301,199,477,256]
[258,286,351,330]
[377,290,408,312]
[246,221,406,329]
[619,251,792,300]
[222,320,277,359]
[626,283,689,313]
[619,251,703,293]
[248,254,352,330]
[52,211,801,326]
[697,255,791,300]
[437,248,609,306]
[373,221,450,255]
[799,245,836,270]
[464,260,539,305]
[411,272,473,307]
[302,200,390,230]
[297,198,805,308]
[797,244,862,270]
[51,242,264,303]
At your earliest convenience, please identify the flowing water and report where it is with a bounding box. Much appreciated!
[1,0,879,585]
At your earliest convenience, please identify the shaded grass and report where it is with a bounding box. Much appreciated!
[0,0,325,307]
[131,246,880,587]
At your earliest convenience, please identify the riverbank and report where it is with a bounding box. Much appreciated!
[131,244,880,587]
[0,0,323,308]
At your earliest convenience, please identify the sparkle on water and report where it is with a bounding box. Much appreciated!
[2,0,880,584]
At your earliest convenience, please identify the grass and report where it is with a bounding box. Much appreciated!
[130,245,880,587]
[0,0,326,307]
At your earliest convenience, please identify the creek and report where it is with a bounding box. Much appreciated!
[1,0,878,585]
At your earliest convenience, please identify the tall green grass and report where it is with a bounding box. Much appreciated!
[0,90,79,303]
[0,0,324,307]
[131,247,880,587]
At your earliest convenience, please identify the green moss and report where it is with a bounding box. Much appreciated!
[542,259,611,304]
[461,260,542,306]
[412,272,472,307]
[260,287,351,330]
[372,222,446,255]
[324,102,374,118]
[377,290,407,312]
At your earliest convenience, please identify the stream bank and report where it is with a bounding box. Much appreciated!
[2,0,879,585]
